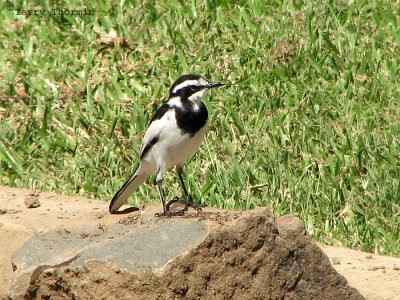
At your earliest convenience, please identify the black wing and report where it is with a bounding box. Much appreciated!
[150,103,170,122]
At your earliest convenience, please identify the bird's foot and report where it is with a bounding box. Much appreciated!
[167,196,207,212]
[184,195,207,211]
[185,199,207,211]
[154,197,186,217]
[155,196,207,217]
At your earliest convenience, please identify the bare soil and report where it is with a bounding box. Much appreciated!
[1,186,399,299]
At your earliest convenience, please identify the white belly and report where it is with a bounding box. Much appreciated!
[166,125,207,168]
[140,109,208,172]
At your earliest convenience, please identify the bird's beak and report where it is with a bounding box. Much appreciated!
[207,82,226,89]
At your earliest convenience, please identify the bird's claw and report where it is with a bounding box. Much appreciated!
[155,196,207,217]
[183,195,207,211]
[187,202,207,211]
[168,196,207,211]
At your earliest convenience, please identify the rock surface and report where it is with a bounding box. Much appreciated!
[10,218,208,298]
[10,207,364,300]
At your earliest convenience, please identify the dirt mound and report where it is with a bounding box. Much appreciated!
[26,210,363,300]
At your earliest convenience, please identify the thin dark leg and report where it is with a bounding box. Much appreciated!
[174,166,206,211]
[157,170,167,214]
[177,166,190,199]
[157,179,166,214]
[155,168,185,217]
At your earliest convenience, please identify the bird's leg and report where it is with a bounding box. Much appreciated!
[155,169,184,217]
[156,171,167,214]
[175,166,207,211]
[178,166,190,198]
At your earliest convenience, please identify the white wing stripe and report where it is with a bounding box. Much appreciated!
[167,97,183,108]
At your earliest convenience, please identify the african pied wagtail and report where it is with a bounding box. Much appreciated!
[109,74,225,216]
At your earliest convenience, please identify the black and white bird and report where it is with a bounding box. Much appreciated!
[109,74,225,216]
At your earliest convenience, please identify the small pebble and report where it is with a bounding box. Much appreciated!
[332,257,341,265]
[24,197,41,208]
[393,266,400,271]
[365,254,373,259]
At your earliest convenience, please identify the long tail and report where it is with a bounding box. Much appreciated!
[109,168,150,213]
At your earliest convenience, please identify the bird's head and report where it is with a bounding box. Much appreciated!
[169,74,225,105]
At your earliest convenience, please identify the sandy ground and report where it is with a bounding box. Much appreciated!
[0,185,399,299]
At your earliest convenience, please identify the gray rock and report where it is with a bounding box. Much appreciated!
[9,218,208,298]
[10,208,364,300]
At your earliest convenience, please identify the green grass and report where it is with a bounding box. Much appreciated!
[1,0,399,256]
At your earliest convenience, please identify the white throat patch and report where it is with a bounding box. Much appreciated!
[188,89,207,110]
